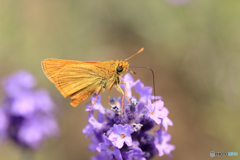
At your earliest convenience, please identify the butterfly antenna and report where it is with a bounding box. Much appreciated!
[129,66,156,101]
[125,48,144,61]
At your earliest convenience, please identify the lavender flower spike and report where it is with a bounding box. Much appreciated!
[83,73,174,159]
[108,124,134,148]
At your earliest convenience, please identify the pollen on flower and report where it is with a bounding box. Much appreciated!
[109,144,115,151]
[150,111,154,115]
[121,134,126,138]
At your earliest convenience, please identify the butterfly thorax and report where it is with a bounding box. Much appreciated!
[94,60,128,90]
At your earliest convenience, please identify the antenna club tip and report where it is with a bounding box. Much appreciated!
[137,48,144,54]
[125,48,144,61]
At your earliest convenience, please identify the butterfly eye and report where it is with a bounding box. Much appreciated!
[117,66,123,72]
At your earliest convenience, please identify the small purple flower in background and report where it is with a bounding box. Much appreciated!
[0,70,59,150]
[83,73,175,159]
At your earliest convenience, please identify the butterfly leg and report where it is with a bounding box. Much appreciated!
[115,85,125,115]
[90,87,102,113]
[108,80,115,106]
[120,82,130,103]
[116,84,131,115]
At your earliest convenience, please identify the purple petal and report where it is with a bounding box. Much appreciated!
[34,89,55,113]
[149,114,161,124]
[155,129,172,144]
[146,98,154,112]
[156,108,169,119]
[122,147,146,160]
[162,117,173,131]
[113,124,125,134]
[36,115,59,137]
[134,81,152,104]
[10,92,36,117]
[88,115,103,130]
[121,73,138,98]
[18,124,43,149]
[134,80,144,93]
[82,124,94,138]
[1,70,36,97]
[85,95,105,114]
[139,87,152,103]
[98,135,123,160]
[108,132,119,143]
[124,136,133,146]
[153,100,164,111]
[88,136,99,151]
[124,124,134,134]
[113,137,125,148]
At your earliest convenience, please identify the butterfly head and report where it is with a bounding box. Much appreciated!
[116,48,144,76]
[116,60,129,75]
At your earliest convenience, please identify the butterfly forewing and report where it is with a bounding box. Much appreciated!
[42,59,83,83]
[42,59,106,106]
[56,64,103,97]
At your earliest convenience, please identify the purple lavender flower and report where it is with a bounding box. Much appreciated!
[83,73,175,159]
[154,129,175,158]
[108,124,134,148]
[0,70,59,149]
[146,99,168,124]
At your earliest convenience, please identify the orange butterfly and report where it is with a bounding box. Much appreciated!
[41,48,144,114]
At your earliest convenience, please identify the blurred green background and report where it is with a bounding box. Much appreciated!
[0,0,240,160]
